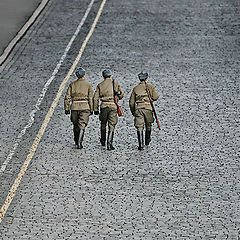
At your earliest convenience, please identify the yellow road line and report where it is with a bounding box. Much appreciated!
[0,0,107,223]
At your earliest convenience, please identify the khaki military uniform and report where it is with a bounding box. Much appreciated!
[129,82,159,131]
[64,77,93,129]
[93,77,124,131]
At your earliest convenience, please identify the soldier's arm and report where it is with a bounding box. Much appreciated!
[129,90,136,116]
[64,84,72,110]
[116,82,124,100]
[88,84,93,112]
[93,85,100,112]
[151,85,159,101]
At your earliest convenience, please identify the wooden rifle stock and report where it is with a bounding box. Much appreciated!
[145,83,160,130]
[114,95,124,116]
[113,79,124,117]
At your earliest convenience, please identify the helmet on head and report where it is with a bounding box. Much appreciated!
[102,69,112,78]
[75,67,86,78]
[138,71,149,81]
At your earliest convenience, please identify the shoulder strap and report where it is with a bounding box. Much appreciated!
[112,79,116,97]
[145,83,153,102]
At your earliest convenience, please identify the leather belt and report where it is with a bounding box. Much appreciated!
[137,102,150,105]
[101,101,115,104]
[73,100,88,103]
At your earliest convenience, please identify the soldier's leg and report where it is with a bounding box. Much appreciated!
[100,127,106,146]
[134,109,145,150]
[99,108,108,146]
[78,110,90,129]
[145,129,151,145]
[77,129,84,149]
[144,109,154,146]
[73,125,80,146]
[71,110,80,147]
[107,109,118,150]
[77,110,91,149]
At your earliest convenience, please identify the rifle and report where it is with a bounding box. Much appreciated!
[113,79,124,117]
[145,83,160,129]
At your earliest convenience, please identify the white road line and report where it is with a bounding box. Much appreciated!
[0,0,107,223]
[0,0,95,174]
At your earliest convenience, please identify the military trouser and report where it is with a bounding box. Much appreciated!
[71,109,91,130]
[99,107,118,132]
[134,108,154,131]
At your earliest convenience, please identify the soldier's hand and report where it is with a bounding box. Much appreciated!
[94,111,99,115]
[65,110,70,115]
[90,112,93,115]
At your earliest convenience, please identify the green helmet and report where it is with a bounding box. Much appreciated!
[138,71,149,81]
[102,69,112,78]
[75,67,86,78]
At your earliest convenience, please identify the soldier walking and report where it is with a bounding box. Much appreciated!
[64,67,93,149]
[129,72,159,150]
[93,69,124,150]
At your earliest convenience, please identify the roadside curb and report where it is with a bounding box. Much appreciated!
[0,0,50,66]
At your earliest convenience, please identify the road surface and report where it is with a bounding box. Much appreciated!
[0,0,239,239]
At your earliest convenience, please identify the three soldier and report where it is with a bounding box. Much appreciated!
[64,68,159,150]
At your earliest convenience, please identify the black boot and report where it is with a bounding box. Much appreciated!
[145,129,151,146]
[74,128,80,148]
[137,130,144,150]
[78,129,85,149]
[100,128,106,146]
[107,131,115,150]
